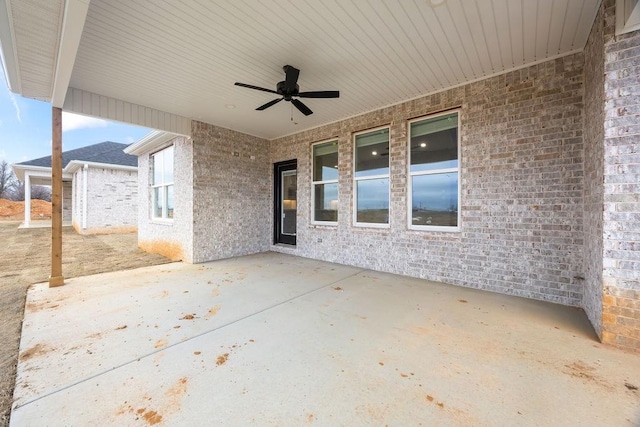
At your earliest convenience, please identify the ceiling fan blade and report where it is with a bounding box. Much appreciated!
[283,65,300,92]
[256,98,283,110]
[297,91,340,99]
[291,99,313,116]
[235,82,278,94]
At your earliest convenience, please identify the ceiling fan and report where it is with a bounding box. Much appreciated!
[234,65,339,116]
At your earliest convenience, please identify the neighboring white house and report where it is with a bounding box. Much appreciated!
[12,142,138,234]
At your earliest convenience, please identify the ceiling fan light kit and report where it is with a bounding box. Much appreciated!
[235,65,339,116]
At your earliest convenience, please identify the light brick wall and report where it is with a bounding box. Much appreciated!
[583,0,606,338]
[83,167,138,233]
[191,121,271,263]
[62,180,72,222]
[71,169,83,230]
[138,136,194,262]
[270,54,585,307]
[601,0,640,350]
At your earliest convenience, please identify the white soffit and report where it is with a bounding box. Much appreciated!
[124,130,181,156]
[6,0,64,100]
[4,0,602,139]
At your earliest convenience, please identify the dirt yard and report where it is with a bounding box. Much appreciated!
[0,199,52,220]
[0,221,171,426]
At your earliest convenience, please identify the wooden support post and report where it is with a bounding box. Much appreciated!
[49,106,64,287]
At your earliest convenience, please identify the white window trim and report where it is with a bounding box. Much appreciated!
[616,0,640,35]
[353,125,391,229]
[311,139,339,226]
[407,110,461,233]
[151,145,174,221]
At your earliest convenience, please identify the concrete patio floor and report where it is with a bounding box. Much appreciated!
[10,252,640,426]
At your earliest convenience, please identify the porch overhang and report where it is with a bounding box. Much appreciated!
[123,130,179,156]
[0,0,601,139]
[63,160,137,174]
[11,164,72,185]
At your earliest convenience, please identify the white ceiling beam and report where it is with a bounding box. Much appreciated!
[51,0,90,107]
[0,0,21,93]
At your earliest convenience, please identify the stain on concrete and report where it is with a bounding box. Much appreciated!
[19,343,53,362]
[562,360,611,389]
[205,305,220,318]
[140,408,163,425]
[216,353,229,366]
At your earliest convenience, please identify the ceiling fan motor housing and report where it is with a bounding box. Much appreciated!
[277,81,299,100]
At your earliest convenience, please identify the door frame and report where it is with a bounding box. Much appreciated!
[273,159,297,245]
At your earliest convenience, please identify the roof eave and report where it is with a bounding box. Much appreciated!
[64,160,137,174]
[11,163,73,181]
[0,0,22,94]
[125,130,180,156]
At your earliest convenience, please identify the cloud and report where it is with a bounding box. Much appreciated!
[62,112,108,132]
[0,66,22,123]
[8,91,21,123]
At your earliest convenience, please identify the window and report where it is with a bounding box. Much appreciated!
[408,111,460,231]
[354,127,390,227]
[151,145,174,220]
[312,140,339,224]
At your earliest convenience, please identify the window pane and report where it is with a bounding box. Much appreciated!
[356,178,389,224]
[163,146,174,183]
[152,153,162,185]
[166,185,174,219]
[313,141,338,181]
[411,173,458,227]
[355,129,389,177]
[313,183,338,222]
[410,113,458,173]
[153,187,163,218]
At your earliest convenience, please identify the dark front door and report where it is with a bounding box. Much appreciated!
[274,160,297,245]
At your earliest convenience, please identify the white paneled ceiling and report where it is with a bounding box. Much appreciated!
[5,0,64,99]
[10,0,602,139]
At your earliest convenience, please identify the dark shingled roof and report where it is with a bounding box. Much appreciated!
[17,141,137,168]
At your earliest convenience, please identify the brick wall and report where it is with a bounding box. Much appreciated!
[62,180,72,222]
[583,0,606,338]
[138,136,194,262]
[270,53,585,307]
[71,169,83,231]
[191,121,271,263]
[84,167,138,233]
[601,0,640,350]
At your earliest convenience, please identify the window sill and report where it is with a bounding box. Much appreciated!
[353,222,390,229]
[310,222,338,228]
[409,225,460,233]
[150,218,174,226]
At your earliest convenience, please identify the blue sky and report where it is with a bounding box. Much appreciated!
[0,68,151,165]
